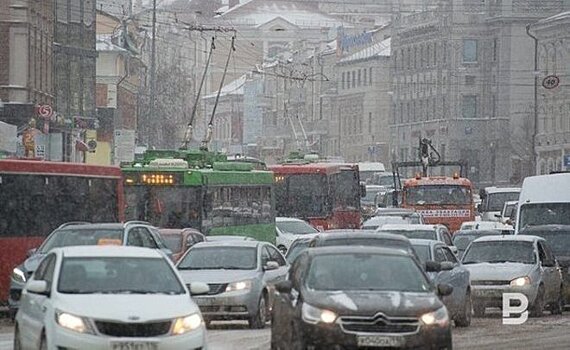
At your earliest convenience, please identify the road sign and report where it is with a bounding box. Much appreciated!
[37,105,53,119]
[542,75,560,90]
[564,154,570,167]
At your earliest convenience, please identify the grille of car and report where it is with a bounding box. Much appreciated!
[471,280,510,286]
[95,320,172,337]
[199,305,247,313]
[206,283,228,295]
[339,314,419,334]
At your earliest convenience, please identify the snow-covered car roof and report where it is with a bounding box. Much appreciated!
[56,245,162,258]
[379,224,438,231]
[471,234,543,243]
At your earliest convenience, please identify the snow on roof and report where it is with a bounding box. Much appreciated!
[203,75,247,99]
[219,0,346,28]
[96,34,128,52]
[339,37,391,64]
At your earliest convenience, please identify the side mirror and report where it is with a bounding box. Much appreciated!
[189,282,210,296]
[26,280,49,295]
[437,283,454,297]
[264,261,279,271]
[275,280,293,294]
[440,261,454,271]
[27,248,38,258]
[449,246,458,255]
[425,261,441,272]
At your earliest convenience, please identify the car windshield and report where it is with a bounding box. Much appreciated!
[405,185,471,205]
[362,216,413,230]
[520,230,570,257]
[178,246,257,270]
[277,220,318,235]
[411,245,431,264]
[485,192,520,211]
[286,240,311,263]
[160,234,183,254]
[462,241,536,264]
[381,229,437,240]
[373,174,395,187]
[363,188,379,203]
[452,232,499,251]
[306,253,430,292]
[57,257,184,294]
[39,229,123,253]
[519,203,570,229]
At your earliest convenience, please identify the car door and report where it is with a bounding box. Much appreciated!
[20,253,56,349]
[538,241,559,302]
[263,245,288,284]
[432,245,458,311]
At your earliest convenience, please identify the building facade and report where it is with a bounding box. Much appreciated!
[389,0,566,187]
[531,12,570,173]
[0,0,54,129]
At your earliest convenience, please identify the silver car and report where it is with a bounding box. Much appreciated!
[461,235,564,317]
[177,241,289,328]
[410,239,472,327]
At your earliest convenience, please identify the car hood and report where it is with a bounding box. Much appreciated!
[303,290,443,318]
[56,294,199,322]
[22,253,46,273]
[464,262,534,281]
[177,269,259,284]
[282,232,319,241]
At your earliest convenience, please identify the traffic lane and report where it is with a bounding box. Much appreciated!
[2,315,570,350]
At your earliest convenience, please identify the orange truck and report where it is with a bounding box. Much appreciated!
[400,173,476,232]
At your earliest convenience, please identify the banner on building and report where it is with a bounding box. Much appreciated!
[0,121,17,153]
[114,129,136,164]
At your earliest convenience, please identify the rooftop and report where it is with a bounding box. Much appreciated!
[339,37,391,64]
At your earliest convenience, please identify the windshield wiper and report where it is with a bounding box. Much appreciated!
[99,289,155,294]
[59,289,98,294]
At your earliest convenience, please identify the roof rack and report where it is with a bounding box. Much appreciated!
[57,221,91,229]
[124,220,152,226]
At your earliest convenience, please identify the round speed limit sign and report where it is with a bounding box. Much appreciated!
[542,75,560,89]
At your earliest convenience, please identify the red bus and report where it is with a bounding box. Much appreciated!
[269,163,362,230]
[0,159,125,302]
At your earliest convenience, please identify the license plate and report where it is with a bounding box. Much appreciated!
[111,342,158,350]
[357,335,404,347]
[476,289,500,298]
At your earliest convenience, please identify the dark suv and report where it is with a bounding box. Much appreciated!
[8,221,171,317]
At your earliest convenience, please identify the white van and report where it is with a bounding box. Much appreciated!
[478,187,521,221]
[515,172,570,233]
[358,162,386,184]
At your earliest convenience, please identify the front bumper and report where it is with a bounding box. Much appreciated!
[194,290,258,321]
[299,321,451,350]
[471,284,538,308]
[52,324,206,350]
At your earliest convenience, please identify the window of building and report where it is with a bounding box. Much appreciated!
[463,39,478,63]
[462,95,478,118]
[491,95,496,118]
[369,68,373,84]
[493,38,498,61]
[358,69,362,86]
[363,68,367,86]
[369,112,373,130]
[341,72,345,89]
[465,75,476,85]
[352,71,356,88]
[443,41,447,63]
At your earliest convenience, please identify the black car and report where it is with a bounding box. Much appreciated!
[452,229,507,259]
[271,246,453,350]
[285,237,315,263]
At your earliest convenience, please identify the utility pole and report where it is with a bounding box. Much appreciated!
[149,0,157,146]
[526,23,538,176]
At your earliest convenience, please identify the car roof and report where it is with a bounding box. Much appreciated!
[159,228,203,235]
[409,238,442,247]
[306,245,411,257]
[54,246,163,258]
[206,235,256,241]
[276,217,307,223]
[323,229,376,234]
[192,240,260,248]
[454,229,504,236]
[472,234,541,243]
[317,231,411,242]
[380,224,438,231]
[57,223,127,230]
[484,187,521,193]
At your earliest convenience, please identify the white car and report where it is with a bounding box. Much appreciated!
[275,217,319,254]
[14,246,209,350]
[378,224,457,254]
[459,221,513,232]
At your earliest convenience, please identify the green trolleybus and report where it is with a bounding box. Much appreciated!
[121,149,275,243]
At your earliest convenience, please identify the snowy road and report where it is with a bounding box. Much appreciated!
[2,313,570,349]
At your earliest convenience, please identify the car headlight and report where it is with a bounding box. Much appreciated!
[420,307,449,327]
[56,312,94,334]
[172,313,203,335]
[510,276,531,287]
[225,280,252,293]
[301,303,337,324]
[12,268,26,284]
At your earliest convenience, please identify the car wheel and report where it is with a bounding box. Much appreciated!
[39,333,47,350]
[249,295,268,329]
[277,245,287,255]
[549,288,564,315]
[530,285,545,317]
[473,302,485,317]
[13,325,21,350]
[455,290,472,327]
